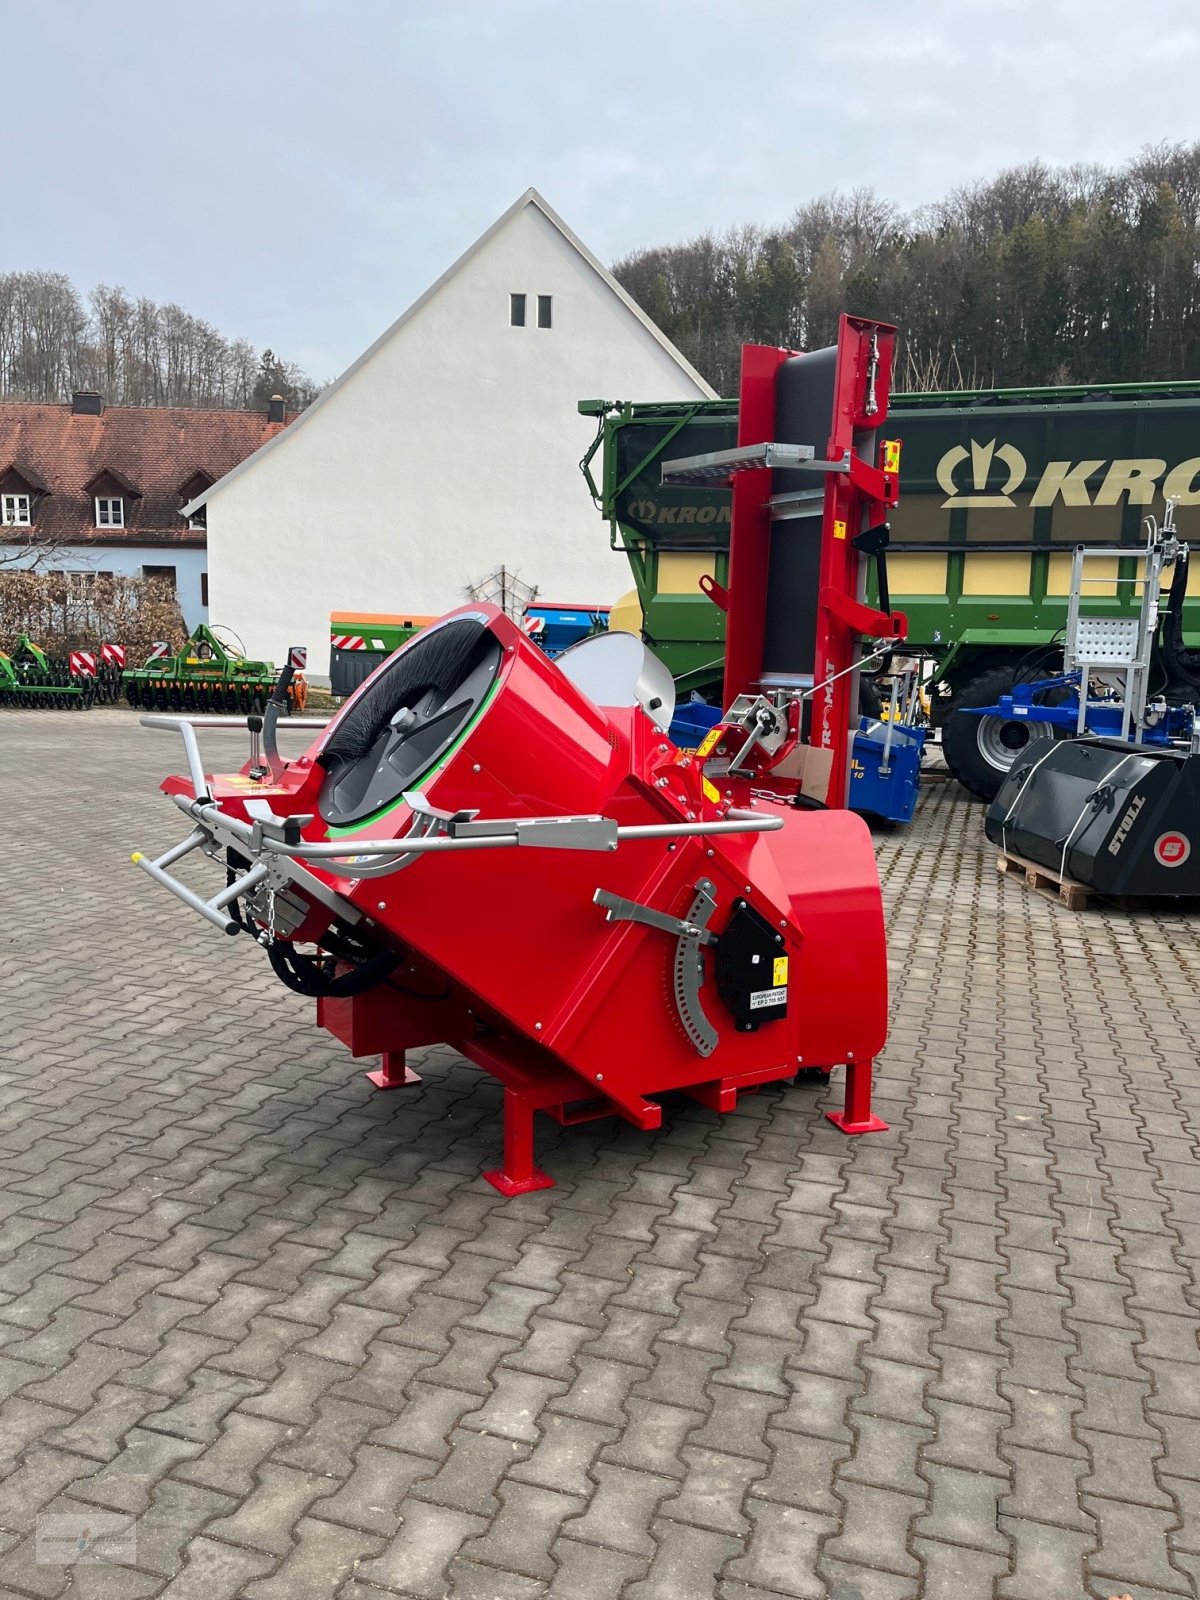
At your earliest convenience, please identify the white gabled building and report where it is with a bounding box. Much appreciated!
[185,188,716,676]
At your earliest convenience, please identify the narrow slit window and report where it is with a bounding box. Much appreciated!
[537,294,552,329]
[510,293,526,327]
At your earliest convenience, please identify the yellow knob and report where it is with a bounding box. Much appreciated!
[131,852,143,864]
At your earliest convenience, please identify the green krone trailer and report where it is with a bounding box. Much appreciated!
[581,381,1200,798]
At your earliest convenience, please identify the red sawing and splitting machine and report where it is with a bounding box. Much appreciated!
[132,314,906,1193]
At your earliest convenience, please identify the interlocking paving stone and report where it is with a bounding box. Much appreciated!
[312,1442,432,1534]
[459,1480,586,1580]
[726,1501,837,1596]
[658,1446,767,1536]
[0,1396,77,1473]
[204,1461,332,1555]
[629,1522,743,1599]
[510,1412,616,1496]
[547,1540,646,1599]
[412,1427,527,1516]
[4,716,1200,1597]
[156,1535,277,1599]
[171,1408,288,1495]
[241,1516,383,1600]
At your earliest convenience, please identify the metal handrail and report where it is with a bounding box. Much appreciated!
[139,713,330,803]
[240,806,782,864]
[140,715,332,728]
[134,714,785,937]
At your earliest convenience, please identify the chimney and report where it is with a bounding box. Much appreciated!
[72,391,103,416]
[268,393,285,424]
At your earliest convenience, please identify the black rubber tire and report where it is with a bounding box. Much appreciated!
[941,666,1058,802]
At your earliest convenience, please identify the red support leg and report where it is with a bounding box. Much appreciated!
[365,1051,423,1090]
[826,1057,888,1134]
[483,1087,555,1196]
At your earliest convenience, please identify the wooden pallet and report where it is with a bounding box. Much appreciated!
[996,846,1092,911]
[998,844,1200,914]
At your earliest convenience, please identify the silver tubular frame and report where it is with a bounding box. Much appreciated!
[133,831,269,936]
[134,714,784,936]
[139,715,332,729]
[241,809,782,864]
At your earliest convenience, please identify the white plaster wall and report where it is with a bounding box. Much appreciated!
[0,543,208,629]
[205,204,711,675]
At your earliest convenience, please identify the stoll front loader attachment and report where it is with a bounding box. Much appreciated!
[985,505,1200,900]
[132,605,891,1192]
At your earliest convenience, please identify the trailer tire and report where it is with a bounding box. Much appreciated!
[942,667,1057,802]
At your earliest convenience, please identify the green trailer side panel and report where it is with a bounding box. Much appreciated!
[589,383,1200,686]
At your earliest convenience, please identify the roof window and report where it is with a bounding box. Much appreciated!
[2,492,31,527]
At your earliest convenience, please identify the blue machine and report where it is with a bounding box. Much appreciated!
[962,672,1194,747]
[850,717,926,824]
[667,701,925,825]
[522,604,610,658]
[667,700,725,751]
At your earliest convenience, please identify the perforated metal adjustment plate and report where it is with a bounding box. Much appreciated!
[673,880,718,1057]
[1073,616,1142,667]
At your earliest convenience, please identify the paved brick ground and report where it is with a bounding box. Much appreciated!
[1,709,1199,1599]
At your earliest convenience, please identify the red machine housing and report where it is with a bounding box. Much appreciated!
[719,315,907,807]
[159,605,890,1191]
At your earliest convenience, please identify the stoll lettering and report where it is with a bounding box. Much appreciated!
[1108,795,1145,856]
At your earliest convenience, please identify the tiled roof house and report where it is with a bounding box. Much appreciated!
[0,391,296,627]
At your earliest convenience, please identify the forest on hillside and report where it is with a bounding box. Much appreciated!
[0,272,319,410]
[612,143,1200,395]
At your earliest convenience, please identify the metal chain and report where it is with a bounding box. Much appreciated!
[258,884,277,948]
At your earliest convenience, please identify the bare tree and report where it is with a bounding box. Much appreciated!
[0,273,319,409]
[0,502,78,572]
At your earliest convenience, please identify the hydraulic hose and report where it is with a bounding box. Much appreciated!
[1159,547,1200,693]
[266,935,399,998]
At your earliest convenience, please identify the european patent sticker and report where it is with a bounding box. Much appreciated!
[749,986,787,1011]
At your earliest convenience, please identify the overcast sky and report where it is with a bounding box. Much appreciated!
[7,0,1198,380]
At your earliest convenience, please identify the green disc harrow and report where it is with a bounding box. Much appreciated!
[123,624,307,714]
[0,636,96,709]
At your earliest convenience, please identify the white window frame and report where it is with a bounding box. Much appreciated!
[64,571,94,599]
[95,496,124,528]
[1,492,31,526]
[537,294,553,329]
